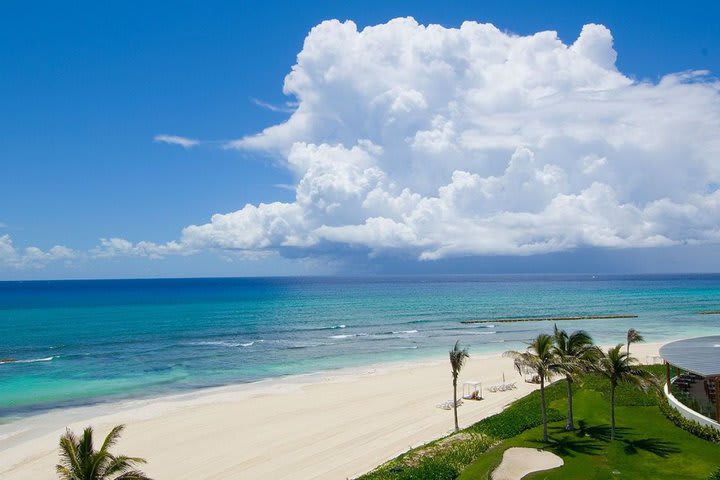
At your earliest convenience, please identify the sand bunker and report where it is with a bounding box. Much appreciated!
[492,447,563,480]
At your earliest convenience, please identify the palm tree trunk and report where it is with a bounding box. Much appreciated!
[626,341,630,356]
[540,374,548,442]
[610,382,616,440]
[566,375,574,431]
[453,375,459,432]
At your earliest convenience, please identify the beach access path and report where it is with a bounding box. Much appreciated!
[0,342,663,480]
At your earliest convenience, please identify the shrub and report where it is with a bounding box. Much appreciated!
[657,393,720,443]
[379,460,458,480]
[709,466,720,480]
[359,433,492,480]
[469,401,563,439]
[468,380,565,439]
[579,371,659,407]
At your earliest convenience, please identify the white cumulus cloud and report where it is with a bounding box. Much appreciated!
[0,235,77,268]
[10,18,720,268]
[90,237,192,260]
[174,18,719,261]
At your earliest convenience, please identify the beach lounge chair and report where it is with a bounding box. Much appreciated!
[436,399,463,410]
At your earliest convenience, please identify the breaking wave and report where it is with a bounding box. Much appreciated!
[1,356,54,364]
[188,340,260,348]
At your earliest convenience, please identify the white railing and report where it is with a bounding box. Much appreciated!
[664,381,720,431]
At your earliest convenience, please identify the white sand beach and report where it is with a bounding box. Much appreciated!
[0,342,663,480]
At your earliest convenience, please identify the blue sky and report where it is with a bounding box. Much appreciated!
[1,1,720,279]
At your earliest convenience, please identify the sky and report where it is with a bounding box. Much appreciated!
[1,0,720,279]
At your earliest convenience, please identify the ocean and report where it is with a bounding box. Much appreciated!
[1,274,719,421]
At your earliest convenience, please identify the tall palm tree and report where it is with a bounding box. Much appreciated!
[56,425,152,480]
[449,340,470,432]
[595,344,652,440]
[504,333,560,442]
[626,328,645,356]
[552,325,598,431]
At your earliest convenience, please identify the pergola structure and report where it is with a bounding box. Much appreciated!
[462,380,482,400]
[659,336,720,424]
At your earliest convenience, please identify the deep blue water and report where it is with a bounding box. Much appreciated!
[1,274,719,419]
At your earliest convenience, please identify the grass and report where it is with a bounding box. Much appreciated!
[465,381,565,439]
[459,368,720,480]
[359,365,720,480]
[358,433,493,480]
[359,382,567,480]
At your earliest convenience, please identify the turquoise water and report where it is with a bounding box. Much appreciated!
[1,275,719,419]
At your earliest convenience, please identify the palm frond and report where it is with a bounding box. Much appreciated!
[552,327,596,379]
[505,333,562,380]
[567,330,593,352]
[79,426,94,461]
[100,425,125,454]
[595,344,651,387]
[449,340,469,377]
[627,328,645,344]
[56,425,152,480]
[112,470,154,480]
[102,455,148,478]
[504,350,535,375]
[57,429,83,478]
[553,324,567,351]
[56,465,74,480]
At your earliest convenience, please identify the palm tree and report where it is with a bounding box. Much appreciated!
[626,328,645,356]
[552,325,598,431]
[504,333,560,442]
[449,340,470,432]
[56,424,152,480]
[595,344,652,440]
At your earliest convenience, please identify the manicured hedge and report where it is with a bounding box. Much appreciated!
[468,382,565,439]
[658,393,720,443]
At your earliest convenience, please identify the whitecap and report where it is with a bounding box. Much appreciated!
[192,341,241,347]
[6,356,54,364]
[189,341,258,348]
[329,333,368,339]
[287,341,335,349]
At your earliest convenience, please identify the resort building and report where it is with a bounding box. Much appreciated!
[659,336,720,430]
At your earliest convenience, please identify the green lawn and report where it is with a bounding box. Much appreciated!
[460,374,720,480]
[359,368,720,480]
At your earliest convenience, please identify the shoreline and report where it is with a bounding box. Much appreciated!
[0,341,665,480]
[0,342,515,422]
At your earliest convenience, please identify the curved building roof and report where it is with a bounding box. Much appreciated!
[659,336,720,378]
